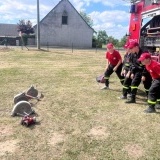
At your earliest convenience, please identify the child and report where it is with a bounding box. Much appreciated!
[101,43,124,89]
[119,43,132,99]
[138,52,160,113]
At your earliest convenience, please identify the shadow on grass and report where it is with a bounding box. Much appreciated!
[109,88,122,92]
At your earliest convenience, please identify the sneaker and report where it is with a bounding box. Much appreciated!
[118,95,127,99]
[101,86,109,90]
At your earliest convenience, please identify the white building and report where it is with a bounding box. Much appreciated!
[34,0,94,48]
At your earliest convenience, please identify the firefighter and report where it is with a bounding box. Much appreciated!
[125,42,144,103]
[101,43,125,89]
[138,52,160,113]
[119,43,132,99]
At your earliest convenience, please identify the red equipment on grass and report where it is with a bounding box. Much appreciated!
[17,112,36,127]
[21,115,36,127]
[96,75,106,83]
[11,85,44,127]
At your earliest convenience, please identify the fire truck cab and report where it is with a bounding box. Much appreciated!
[127,0,160,58]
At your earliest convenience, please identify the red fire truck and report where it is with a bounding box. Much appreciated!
[126,0,160,60]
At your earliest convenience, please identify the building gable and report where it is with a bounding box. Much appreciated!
[36,0,94,48]
[40,0,94,31]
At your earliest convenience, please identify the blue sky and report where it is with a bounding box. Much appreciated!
[0,0,131,39]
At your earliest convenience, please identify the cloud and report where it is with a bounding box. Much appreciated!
[90,10,130,39]
[90,10,129,24]
[0,0,53,24]
[72,0,130,8]
[0,0,130,39]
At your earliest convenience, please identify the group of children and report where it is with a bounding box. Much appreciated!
[102,42,160,113]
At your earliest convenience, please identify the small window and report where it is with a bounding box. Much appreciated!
[62,16,68,25]
[62,10,68,25]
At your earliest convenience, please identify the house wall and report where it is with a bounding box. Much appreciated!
[0,37,21,46]
[35,0,93,48]
[28,38,35,45]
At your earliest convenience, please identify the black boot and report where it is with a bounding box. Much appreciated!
[144,105,156,113]
[125,95,136,103]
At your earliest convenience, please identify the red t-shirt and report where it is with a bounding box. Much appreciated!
[106,50,122,66]
[146,60,160,79]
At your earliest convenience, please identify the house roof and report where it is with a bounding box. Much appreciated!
[0,23,19,37]
[37,0,95,32]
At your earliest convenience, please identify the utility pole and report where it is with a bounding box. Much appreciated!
[37,0,40,49]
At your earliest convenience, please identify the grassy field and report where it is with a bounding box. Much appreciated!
[0,47,160,160]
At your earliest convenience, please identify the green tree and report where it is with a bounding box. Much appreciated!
[17,20,34,35]
[96,30,108,47]
[17,20,34,46]
[107,36,121,48]
[79,11,93,27]
[119,35,127,47]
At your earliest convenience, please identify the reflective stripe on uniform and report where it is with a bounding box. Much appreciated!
[123,86,129,89]
[104,77,109,80]
[157,99,160,102]
[131,86,138,89]
[148,100,156,105]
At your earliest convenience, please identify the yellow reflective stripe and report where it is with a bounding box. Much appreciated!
[125,64,130,66]
[104,77,109,80]
[157,99,160,102]
[123,86,129,89]
[148,100,156,104]
[131,86,138,89]
[145,89,149,91]
[120,79,125,81]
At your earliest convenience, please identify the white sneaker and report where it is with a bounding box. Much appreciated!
[101,86,109,90]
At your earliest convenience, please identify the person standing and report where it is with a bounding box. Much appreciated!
[138,52,160,113]
[101,43,124,89]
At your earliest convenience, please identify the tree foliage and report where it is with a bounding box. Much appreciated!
[17,20,34,35]
[119,35,127,47]
[107,36,119,47]
[79,11,93,27]
[97,30,108,45]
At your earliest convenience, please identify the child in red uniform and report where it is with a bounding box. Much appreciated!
[138,52,160,113]
[102,43,124,89]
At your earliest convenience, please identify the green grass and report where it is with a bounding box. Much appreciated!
[0,47,160,160]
